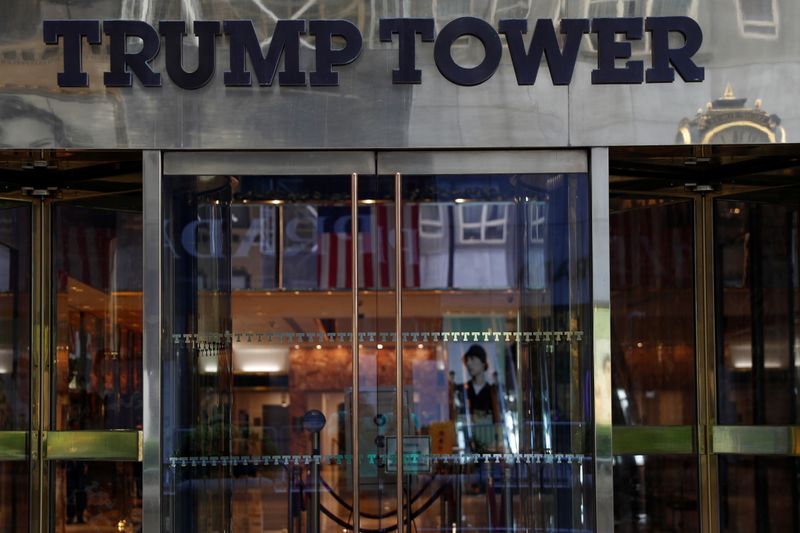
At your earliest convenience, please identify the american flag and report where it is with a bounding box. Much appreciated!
[316,204,421,290]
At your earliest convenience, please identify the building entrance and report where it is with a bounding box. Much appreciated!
[0,152,144,533]
[609,146,800,533]
[155,150,598,533]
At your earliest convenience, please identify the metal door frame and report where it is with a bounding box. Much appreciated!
[0,188,143,533]
[149,148,608,532]
[609,183,800,533]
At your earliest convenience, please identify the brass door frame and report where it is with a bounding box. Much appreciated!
[0,188,143,533]
[611,186,800,533]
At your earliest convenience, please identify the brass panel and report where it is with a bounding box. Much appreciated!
[712,426,800,456]
[695,195,718,533]
[0,431,28,461]
[612,426,695,455]
[45,431,142,462]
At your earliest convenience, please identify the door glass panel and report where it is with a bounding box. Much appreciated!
[0,202,30,533]
[0,461,28,533]
[52,194,143,431]
[613,455,699,533]
[162,174,356,532]
[400,172,593,531]
[0,202,31,430]
[52,461,141,532]
[356,175,398,532]
[718,455,800,533]
[715,196,800,425]
[610,197,696,425]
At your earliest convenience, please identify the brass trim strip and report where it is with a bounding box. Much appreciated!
[44,430,142,461]
[696,195,719,533]
[612,426,695,455]
[0,431,28,461]
[712,426,800,456]
[351,172,360,533]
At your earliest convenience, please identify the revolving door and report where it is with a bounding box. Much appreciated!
[153,150,605,533]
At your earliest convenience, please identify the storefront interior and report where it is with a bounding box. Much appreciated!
[0,146,796,533]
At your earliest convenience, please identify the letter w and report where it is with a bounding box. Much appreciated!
[499,19,589,85]
[224,19,305,86]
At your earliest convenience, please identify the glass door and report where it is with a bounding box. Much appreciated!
[158,150,599,533]
[609,152,800,533]
[0,157,144,533]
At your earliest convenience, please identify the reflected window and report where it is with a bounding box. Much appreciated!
[735,0,779,39]
[583,0,698,52]
[455,202,509,245]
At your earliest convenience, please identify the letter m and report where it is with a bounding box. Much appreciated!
[224,19,305,86]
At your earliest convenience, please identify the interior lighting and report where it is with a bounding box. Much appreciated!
[377,344,384,350]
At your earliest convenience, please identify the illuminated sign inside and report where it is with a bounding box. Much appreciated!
[43,17,704,89]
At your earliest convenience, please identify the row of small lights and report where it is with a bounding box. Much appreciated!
[296,344,427,350]
[215,198,475,205]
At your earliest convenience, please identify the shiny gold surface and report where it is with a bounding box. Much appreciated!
[695,195,719,533]
[712,426,800,456]
[44,430,142,461]
[0,431,27,460]
[612,426,695,455]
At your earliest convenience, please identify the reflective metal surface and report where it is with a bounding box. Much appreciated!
[591,147,613,532]
[0,432,28,461]
[164,151,375,176]
[712,426,800,456]
[3,1,796,149]
[45,430,142,461]
[612,426,695,455]
[378,150,587,174]
[142,150,161,533]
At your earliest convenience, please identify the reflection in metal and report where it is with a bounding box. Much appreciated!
[142,150,162,533]
[713,426,800,456]
[612,426,695,455]
[677,84,787,144]
[591,147,613,533]
[45,430,142,461]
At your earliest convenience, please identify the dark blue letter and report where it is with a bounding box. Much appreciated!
[379,18,435,84]
[434,17,502,87]
[499,18,589,85]
[591,18,644,84]
[309,20,362,86]
[43,20,101,87]
[160,20,221,90]
[103,20,161,87]
[646,17,704,83]
[224,19,305,86]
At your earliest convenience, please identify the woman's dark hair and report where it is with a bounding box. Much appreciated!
[463,344,488,370]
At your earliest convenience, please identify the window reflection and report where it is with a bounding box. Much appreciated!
[614,455,699,533]
[610,198,696,426]
[0,204,30,431]
[715,199,800,425]
[53,196,143,431]
[163,171,592,533]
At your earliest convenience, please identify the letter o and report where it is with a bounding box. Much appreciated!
[434,17,502,86]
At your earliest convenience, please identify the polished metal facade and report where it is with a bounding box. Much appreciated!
[0,0,796,150]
